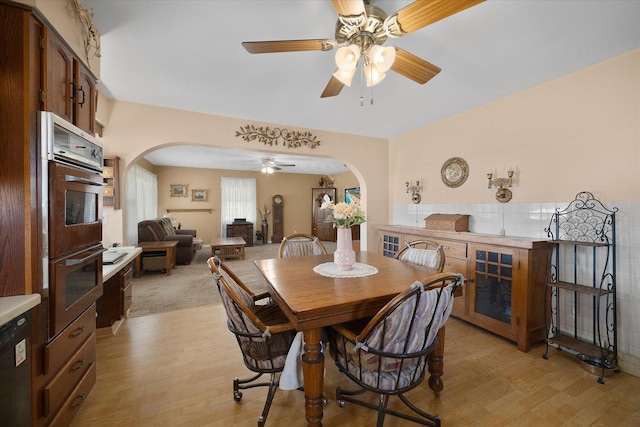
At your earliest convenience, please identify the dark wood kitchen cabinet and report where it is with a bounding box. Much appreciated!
[377,225,552,352]
[0,3,98,425]
[97,260,134,328]
[46,28,97,134]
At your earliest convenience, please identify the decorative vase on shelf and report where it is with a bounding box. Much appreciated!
[334,227,356,271]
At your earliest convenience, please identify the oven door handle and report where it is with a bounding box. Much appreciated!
[64,175,106,186]
[65,247,106,266]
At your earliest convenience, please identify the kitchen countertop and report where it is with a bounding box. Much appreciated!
[0,294,41,326]
[103,246,142,281]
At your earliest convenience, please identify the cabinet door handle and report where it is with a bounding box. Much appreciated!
[466,277,474,283]
[70,359,85,373]
[70,394,86,411]
[78,85,86,106]
[70,326,85,339]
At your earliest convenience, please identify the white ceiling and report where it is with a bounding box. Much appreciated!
[83,0,640,174]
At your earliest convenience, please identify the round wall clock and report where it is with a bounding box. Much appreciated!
[441,157,469,188]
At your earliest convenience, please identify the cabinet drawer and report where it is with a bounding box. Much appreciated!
[44,305,96,375]
[443,257,467,275]
[48,362,96,427]
[122,283,133,316]
[122,264,133,285]
[437,240,467,259]
[44,333,96,417]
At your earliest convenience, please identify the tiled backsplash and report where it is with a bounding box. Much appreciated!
[392,200,640,375]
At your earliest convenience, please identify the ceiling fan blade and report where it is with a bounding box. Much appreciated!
[277,163,295,167]
[388,0,484,36]
[390,48,441,84]
[273,166,282,171]
[242,39,335,54]
[321,75,345,98]
[331,0,367,27]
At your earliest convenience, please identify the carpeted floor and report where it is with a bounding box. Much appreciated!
[128,241,337,317]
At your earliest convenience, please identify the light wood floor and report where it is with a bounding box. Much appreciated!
[71,305,640,427]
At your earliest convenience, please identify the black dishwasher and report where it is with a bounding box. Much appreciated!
[0,311,31,427]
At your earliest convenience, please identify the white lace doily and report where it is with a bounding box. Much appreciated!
[313,262,378,278]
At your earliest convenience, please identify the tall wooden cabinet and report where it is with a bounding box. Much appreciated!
[0,3,98,425]
[377,225,552,352]
[542,192,618,382]
[312,188,336,242]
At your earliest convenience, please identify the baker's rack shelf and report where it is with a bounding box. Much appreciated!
[542,191,618,383]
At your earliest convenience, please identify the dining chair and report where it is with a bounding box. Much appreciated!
[329,272,464,427]
[278,233,328,258]
[395,240,445,273]
[208,255,272,305]
[208,256,296,426]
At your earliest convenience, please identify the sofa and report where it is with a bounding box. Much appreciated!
[138,218,198,265]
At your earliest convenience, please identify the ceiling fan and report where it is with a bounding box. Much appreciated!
[261,158,295,174]
[242,0,485,98]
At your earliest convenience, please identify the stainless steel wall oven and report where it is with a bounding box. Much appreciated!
[39,112,104,340]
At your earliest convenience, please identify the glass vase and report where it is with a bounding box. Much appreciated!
[334,227,356,271]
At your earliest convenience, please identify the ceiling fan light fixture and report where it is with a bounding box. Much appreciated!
[364,63,386,87]
[333,67,356,86]
[334,45,361,72]
[368,45,396,72]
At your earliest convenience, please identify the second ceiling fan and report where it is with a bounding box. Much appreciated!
[242,0,484,98]
[261,158,295,174]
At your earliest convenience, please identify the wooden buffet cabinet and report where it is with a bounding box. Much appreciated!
[377,225,552,352]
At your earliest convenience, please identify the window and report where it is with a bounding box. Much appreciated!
[125,165,158,244]
[220,177,256,237]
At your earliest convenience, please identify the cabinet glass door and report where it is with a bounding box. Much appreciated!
[473,247,513,324]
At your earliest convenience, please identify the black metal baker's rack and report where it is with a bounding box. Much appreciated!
[542,191,618,383]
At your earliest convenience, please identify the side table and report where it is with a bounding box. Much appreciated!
[136,240,179,277]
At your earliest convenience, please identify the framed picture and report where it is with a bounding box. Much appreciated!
[345,187,361,203]
[170,184,188,197]
[191,189,208,202]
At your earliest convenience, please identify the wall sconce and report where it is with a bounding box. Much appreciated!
[405,178,422,204]
[487,169,514,203]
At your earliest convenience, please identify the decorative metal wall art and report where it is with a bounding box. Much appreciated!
[236,125,320,149]
[441,157,469,188]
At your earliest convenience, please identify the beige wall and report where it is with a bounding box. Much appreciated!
[97,101,387,249]
[390,49,640,206]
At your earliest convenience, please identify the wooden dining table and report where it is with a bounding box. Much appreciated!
[254,251,452,427]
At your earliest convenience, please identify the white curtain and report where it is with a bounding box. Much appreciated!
[125,165,158,244]
[220,177,256,237]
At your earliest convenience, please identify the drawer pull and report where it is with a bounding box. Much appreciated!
[70,359,85,373]
[70,394,86,411]
[70,326,85,339]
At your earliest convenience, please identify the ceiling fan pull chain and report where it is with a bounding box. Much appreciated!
[359,55,364,106]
